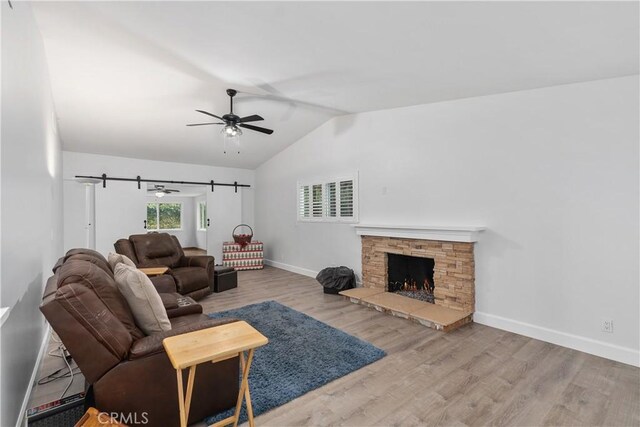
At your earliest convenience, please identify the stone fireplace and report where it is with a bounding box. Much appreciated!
[340,225,484,331]
[362,236,475,312]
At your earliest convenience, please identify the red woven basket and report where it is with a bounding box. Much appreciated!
[232,224,253,246]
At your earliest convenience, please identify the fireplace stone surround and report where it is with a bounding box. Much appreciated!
[362,236,475,312]
[353,225,484,321]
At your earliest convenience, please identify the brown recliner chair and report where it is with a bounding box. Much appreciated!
[115,233,213,300]
[41,249,239,426]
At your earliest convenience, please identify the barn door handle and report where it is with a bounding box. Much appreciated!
[143,219,147,229]
[207,218,211,227]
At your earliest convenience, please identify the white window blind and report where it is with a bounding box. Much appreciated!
[312,184,323,218]
[298,185,310,218]
[339,180,354,218]
[297,174,358,222]
[325,182,337,217]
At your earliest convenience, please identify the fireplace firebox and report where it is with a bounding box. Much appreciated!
[387,253,435,303]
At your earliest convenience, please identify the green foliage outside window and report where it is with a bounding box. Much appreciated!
[147,202,182,230]
[147,203,158,229]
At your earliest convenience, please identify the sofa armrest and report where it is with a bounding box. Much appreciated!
[128,318,239,360]
[180,255,215,269]
[149,274,177,293]
[159,293,179,310]
[180,256,215,287]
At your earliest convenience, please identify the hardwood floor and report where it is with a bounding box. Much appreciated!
[30,266,640,426]
[202,267,639,427]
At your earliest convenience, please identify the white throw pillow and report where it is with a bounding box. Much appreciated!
[113,263,171,334]
[108,252,136,270]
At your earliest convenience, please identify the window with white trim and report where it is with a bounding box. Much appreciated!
[297,175,358,222]
[147,202,183,230]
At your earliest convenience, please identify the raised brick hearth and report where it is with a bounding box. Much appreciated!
[362,236,475,313]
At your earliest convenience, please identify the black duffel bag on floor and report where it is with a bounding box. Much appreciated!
[316,266,356,294]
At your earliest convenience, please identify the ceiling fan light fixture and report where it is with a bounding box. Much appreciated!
[155,191,165,198]
[222,124,242,137]
[222,125,241,154]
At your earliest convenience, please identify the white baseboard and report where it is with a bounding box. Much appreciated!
[264,260,638,367]
[16,324,50,427]
[264,259,363,285]
[474,312,639,367]
[264,259,318,278]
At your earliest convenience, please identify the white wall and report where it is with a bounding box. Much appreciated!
[62,152,255,255]
[63,180,89,251]
[255,76,639,366]
[1,2,64,425]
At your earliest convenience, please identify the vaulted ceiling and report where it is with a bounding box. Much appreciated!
[31,1,639,169]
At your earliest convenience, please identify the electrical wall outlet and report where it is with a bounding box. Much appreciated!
[601,318,614,333]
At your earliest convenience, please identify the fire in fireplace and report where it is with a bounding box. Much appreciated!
[387,253,435,303]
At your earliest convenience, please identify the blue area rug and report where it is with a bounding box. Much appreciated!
[205,300,386,425]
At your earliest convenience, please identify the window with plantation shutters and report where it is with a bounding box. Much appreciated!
[325,182,337,217]
[298,185,310,218]
[297,175,358,222]
[339,180,354,218]
[312,184,323,217]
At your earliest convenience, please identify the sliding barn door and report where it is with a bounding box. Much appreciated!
[95,181,146,256]
[63,180,96,251]
[206,186,242,264]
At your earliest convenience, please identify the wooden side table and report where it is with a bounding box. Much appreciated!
[162,321,268,427]
[138,266,169,277]
[74,407,126,426]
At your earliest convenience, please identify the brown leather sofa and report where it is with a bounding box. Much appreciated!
[41,249,239,426]
[115,233,213,300]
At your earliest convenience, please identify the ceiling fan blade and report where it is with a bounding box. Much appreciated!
[186,122,224,126]
[195,110,225,121]
[239,123,274,135]
[167,189,180,193]
[238,114,264,123]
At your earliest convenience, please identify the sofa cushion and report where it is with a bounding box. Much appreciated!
[168,313,214,330]
[149,274,177,293]
[66,248,108,263]
[170,267,210,294]
[107,252,136,270]
[130,233,182,268]
[52,256,65,274]
[65,253,114,278]
[113,264,171,335]
[57,260,144,340]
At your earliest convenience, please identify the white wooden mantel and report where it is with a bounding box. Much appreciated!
[352,224,485,243]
